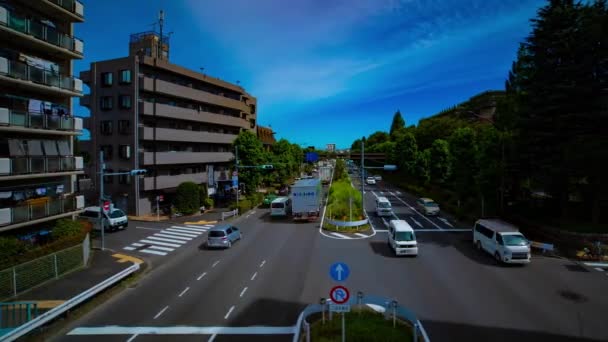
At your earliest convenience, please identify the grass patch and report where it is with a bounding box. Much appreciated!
[309,309,413,342]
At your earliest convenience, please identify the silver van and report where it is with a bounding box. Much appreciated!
[80,206,128,232]
[207,224,242,249]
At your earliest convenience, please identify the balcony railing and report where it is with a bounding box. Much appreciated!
[48,0,85,18]
[0,195,85,226]
[0,156,83,176]
[0,108,82,131]
[0,56,82,93]
[0,5,84,55]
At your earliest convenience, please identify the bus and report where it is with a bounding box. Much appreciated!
[270,197,291,217]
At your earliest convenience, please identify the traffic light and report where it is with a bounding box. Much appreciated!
[130,169,147,176]
[260,164,274,170]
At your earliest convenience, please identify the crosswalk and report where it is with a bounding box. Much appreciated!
[123,224,214,256]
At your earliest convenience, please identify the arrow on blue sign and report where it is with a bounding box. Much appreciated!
[329,262,350,282]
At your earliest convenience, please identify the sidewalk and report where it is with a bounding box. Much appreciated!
[130,207,229,224]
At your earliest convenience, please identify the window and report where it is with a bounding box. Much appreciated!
[119,95,132,109]
[119,145,131,160]
[395,231,415,242]
[100,96,113,110]
[101,72,113,86]
[503,234,529,246]
[104,168,114,184]
[209,230,225,237]
[118,169,131,185]
[100,145,113,160]
[226,228,233,234]
[496,234,504,245]
[144,47,151,57]
[119,69,131,84]
[100,120,113,135]
[118,120,131,135]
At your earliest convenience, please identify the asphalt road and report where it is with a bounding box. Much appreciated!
[57,175,608,342]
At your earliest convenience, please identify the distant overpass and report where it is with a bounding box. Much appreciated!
[316,151,387,162]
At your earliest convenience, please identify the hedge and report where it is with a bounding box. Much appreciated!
[176,182,200,215]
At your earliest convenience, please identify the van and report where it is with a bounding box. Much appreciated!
[388,220,418,256]
[375,197,393,217]
[80,206,128,232]
[270,197,291,217]
[473,219,531,264]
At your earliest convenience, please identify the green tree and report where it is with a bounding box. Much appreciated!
[394,132,418,176]
[415,149,431,185]
[350,138,362,152]
[233,131,268,191]
[389,110,406,139]
[366,131,389,150]
[176,182,200,215]
[429,139,451,184]
[415,116,467,151]
[449,127,478,203]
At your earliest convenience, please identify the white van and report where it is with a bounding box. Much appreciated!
[80,206,128,232]
[473,219,531,264]
[375,197,393,217]
[388,220,418,256]
[270,197,291,217]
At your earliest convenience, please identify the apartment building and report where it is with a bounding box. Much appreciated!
[80,30,257,215]
[0,0,86,235]
[326,143,336,152]
[257,125,275,150]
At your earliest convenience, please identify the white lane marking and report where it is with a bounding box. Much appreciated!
[140,239,181,248]
[178,287,190,297]
[132,243,144,247]
[162,230,198,238]
[414,229,472,232]
[582,262,608,267]
[224,306,235,320]
[371,191,378,198]
[330,232,351,239]
[135,226,162,231]
[239,287,248,298]
[411,218,423,228]
[438,217,453,227]
[183,224,214,228]
[260,260,266,268]
[154,306,169,319]
[197,272,207,281]
[212,260,220,268]
[123,246,136,251]
[146,236,186,244]
[154,233,192,241]
[251,272,257,281]
[396,191,401,195]
[166,228,201,236]
[171,226,208,232]
[68,326,298,335]
[126,334,138,342]
[251,211,256,214]
[208,334,216,342]
[140,249,167,256]
[354,233,368,238]
[186,225,211,230]
[148,245,174,252]
[594,267,604,272]
[389,191,444,231]
[375,229,389,232]
[382,218,389,227]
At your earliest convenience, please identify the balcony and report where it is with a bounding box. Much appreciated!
[0,56,82,97]
[20,0,84,23]
[0,108,82,135]
[141,77,250,112]
[0,195,85,231]
[143,172,208,191]
[140,102,250,129]
[142,126,237,144]
[0,156,83,180]
[143,152,233,165]
[0,5,84,59]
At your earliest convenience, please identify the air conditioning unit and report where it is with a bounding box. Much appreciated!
[74,117,83,130]
[73,78,83,92]
[75,195,85,209]
[0,107,9,125]
[0,208,11,226]
[0,56,8,74]
[0,6,7,25]
[0,158,10,175]
[75,1,84,16]
[75,156,83,169]
[74,39,84,54]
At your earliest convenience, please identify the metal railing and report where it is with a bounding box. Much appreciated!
[221,209,239,221]
[0,5,83,54]
[0,57,82,93]
[1,156,82,175]
[1,195,82,226]
[48,0,84,18]
[0,302,39,336]
[0,109,78,131]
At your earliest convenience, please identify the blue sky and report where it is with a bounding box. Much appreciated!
[75,0,546,148]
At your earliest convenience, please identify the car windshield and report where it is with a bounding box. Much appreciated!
[271,203,285,208]
[109,209,125,218]
[425,202,439,208]
[378,202,391,208]
[395,232,415,241]
[503,234,528,246]
[209,231,225,237]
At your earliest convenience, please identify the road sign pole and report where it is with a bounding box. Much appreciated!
[157,196,160,221]
[99,151,105,251]
[235,145,239,213]
[342,312,345,342]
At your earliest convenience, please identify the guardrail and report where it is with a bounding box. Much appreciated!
[1,262,140,341]
[221,208,238,221]
[292,294,430,342]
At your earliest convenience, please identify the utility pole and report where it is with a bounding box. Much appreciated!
[361,137,365,197]
[98,151,105,251]
[235,145,239,211]
[158,10,164,59]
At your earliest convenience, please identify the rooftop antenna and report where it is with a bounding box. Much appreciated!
[158,10,164,59]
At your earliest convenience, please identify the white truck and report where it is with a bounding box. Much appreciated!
[319,166,332,185]
[291,179,322,222]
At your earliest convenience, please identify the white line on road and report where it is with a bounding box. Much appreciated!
[389,191,444,231]
[251,211,256,214]
[123,246,136,251]
[371,191,378,198]
[251,272,257,280]
[260,260,266,268]
[330,232,352,239]
[582,262,608,267]
[140,239,181,248]
[178,287,190,297]
[126,334,138,342]
[594,267,605,272]
[396,191,401,195]
[208,334,216,342]
[132,243,144,247]
[197,272,207,281]
[240,287,248,297]
[163,229,199,237]
[414,229,472,232]
[148,245,175,252]
[135,226,162,231]
[69,326,298,335]
[171,226,207,232]
[212,260,220,268]
[154,306,169,319]
[411,218,423,228]
[438,217,454,227]
[154,233,192,241]
[140,249,167,256]
[186,225,211,230]
[375,229,388,232]
[354,233,368,238]
[224,306,235,320]
[146,236,186,244]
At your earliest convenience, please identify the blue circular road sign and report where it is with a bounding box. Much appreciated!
[329,262,350,282]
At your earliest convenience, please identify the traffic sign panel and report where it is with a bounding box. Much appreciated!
[232,171,238,177]
[329,304,351,313]
[329,262,350,282]
[102,201,110,212]
[329,285,350,304]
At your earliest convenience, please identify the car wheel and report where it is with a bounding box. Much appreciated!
[494,252,501,263]
[476,241,481,250]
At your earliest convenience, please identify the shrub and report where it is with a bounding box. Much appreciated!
[52,219,83,239]
[199,185,208,206]
[203,197,214,209]
[176,182,200,215]
[0,237,27,262]
[236,199,252,213]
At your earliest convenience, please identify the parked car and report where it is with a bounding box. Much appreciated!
[416,198,440,216]
[374,175,382,181]
[366,177,376,185]
[207,224,242,249]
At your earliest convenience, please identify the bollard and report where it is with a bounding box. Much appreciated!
[357,291,364,314]
[413,322,419,341]
[305,320,311,342]
[390,300,398,328]
[320,298,326,325]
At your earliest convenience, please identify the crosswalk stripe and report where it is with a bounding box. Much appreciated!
[171,226,208,232]
[163,229,199,237]
[186,224,214,228]
[140,239,181,248]
[354,233,368,238]
[132,243,144,247]
[594,267,604,272]
[148,245,175,252]
[123,246,136,251]
[147,236,186,244]
[154,233,192,241]
[186,225,211,230]
[140,249,167,256]
[331,232,351,239]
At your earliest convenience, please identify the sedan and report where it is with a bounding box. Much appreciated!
[207,225,242,249]
[366,177,376,185]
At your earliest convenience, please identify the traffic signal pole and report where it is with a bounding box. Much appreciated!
[99,151,105,251]
[235,146,239,213]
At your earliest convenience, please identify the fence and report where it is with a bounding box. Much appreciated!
[221,208,238,221]
[0,235,89,300]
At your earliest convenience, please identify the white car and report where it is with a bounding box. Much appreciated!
[366,177,376,185]
[374,175,382,181]
[416,198,440,215]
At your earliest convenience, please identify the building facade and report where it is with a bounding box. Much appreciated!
[80,31,257,215]
[0,0,86,234]
[326,143,336,152]
[257,125,275,150]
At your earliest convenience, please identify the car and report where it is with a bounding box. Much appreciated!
[207,224,242,249]
[374,175,382,181]
[80,206,128,232]
[416,198,440,215]
[366,177,376,185]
